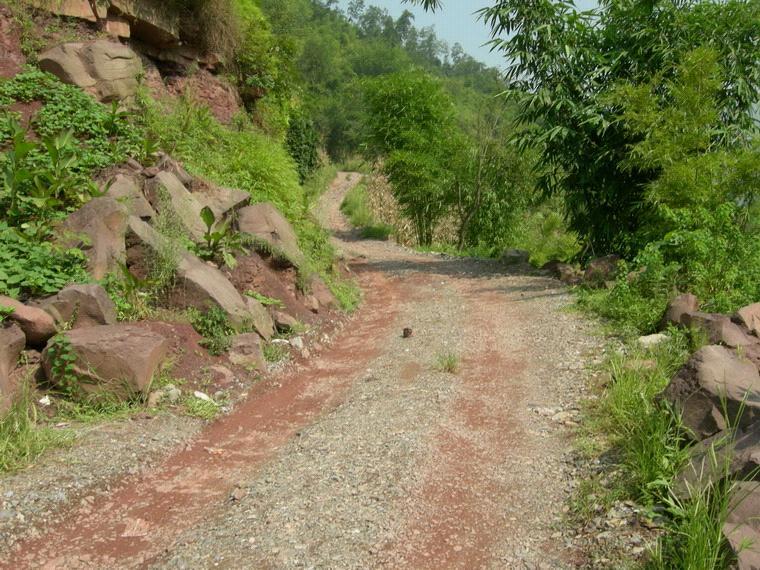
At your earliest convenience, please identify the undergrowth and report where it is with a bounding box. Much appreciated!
[576,327,740,567]
[340,180,394,240]
[0,381,71,473]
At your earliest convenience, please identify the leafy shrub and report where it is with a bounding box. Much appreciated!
[191,206,247,269]
[286,109,321,183]
[0,381,70,473]
[45,334,81,398]
[0,68,143,171]
[189,306,235,356]
[0,223,88,298]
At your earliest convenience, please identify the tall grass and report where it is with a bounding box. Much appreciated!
[340,181,393,240]
[576,328,745,566]
[0,381,70,473]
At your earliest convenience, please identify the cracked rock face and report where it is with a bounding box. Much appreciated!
[39,40,143,102]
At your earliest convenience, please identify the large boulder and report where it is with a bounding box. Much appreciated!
[661,345,760,440]
[236,203,305,267]
[61,197,128,280]
[737,303,760,337]
[39,40,142,102]
[38,284,117,329]
[41,324,169,399]
[195,185,250,219]
[145,171,206,240]
[0,324,26,413]
[245,297,275,340]
[584,255,621,287]
[126,218,273,337]
[681,312,755,349]
[661,293,700,328]
[0,296,57,348]
[105,173,155,219]
[676,423,760,499]
[724,483,760,569]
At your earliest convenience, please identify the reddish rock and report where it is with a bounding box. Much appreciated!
[38,284,117,329]
[0,324,26,413]
[0,296,57,347]
[237,203,305,268]
[105,173,155,219]
[681,312,755,348]
[661,345,760,440]
[584,255,620,287]
[273,311,299,334]
[737,303,760,337]
[228,333,264,370]
[41,324,169,399]
[661,293,700,329]
[724,483,760,569]
[62,197,128,280]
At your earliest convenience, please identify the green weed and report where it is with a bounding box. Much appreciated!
[0,381,72,473]
[245,290,284,308]
[184,395,220,420]
[262,341,289,363]
[435,352,460,374]
[189,307,235,356]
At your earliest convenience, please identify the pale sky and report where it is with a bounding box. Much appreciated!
[337,0,598,69]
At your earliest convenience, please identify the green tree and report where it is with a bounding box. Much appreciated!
[362,71,458,245]
[411,0,760,258]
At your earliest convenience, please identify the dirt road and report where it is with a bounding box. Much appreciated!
[3,173,599,569]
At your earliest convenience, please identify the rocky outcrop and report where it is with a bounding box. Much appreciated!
[661,345,760,440]
[109,0,180,48]
[273,311,299,334]
[737,303,760,337]
[0,296,57,348]
[676,424,760,498]
[661,293,700,328]
[39,40,143,102]
[38,284,117,329]
[62,196,128,280]
[145,171,206,240]
[0,324,26,413]
[724,483,760,569]
[681,312,755,348]
[228,333,265,370]
[584,255,620,288]
[237,203,305,268]
[106,173,155,219]
[195,185,250,219]
[41,324,169,399]
[126,217,273,337]
[29,0,106,22]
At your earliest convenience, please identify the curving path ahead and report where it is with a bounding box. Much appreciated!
[3,173,599,569]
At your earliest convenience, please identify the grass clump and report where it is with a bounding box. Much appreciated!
[184,395,220,420]
[434,352,460,374]
[262,341,289,363]
[189,306,235,356]
[0,382,71,473]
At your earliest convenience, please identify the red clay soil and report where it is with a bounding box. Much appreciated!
[2,269,406,569]
[0,6,24,79]
[228,252,319,325]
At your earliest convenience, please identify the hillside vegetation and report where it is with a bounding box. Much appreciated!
[1,0,759,567]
